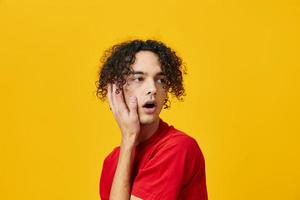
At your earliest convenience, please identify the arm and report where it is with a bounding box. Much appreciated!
[107,83,142,200]
[109,142,142,200]
[109,140,138,200]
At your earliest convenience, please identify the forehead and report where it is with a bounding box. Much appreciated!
[131,51,162,74]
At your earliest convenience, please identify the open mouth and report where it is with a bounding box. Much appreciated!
[143,103,156,108]
[142,101,156,113]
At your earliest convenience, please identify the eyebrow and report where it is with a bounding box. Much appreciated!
[132,71,166,76]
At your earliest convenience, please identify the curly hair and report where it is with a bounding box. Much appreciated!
[95,39,186,109]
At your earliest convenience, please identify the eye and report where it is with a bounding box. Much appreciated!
[133,77,144,82]
[157,78,166,84]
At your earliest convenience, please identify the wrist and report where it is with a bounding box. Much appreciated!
[121,137,136,149]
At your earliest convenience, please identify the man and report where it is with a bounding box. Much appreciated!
[96,39,208,200]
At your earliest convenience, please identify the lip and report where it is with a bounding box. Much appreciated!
[143,106,156,114]
[142,100,157,114]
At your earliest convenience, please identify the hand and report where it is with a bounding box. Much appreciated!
[107,83,140,146]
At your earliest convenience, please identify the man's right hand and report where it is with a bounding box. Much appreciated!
[107,83,140,147]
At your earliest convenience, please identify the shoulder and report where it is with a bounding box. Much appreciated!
[162,126,203,153]
[103,146,120,165]
[153,125,205,164]
[166,126,206,171]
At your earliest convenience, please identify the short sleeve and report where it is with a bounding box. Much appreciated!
[99,156,110,200]
[131,137,204,200]
[100,147,120,200]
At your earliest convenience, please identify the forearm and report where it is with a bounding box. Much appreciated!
[109,140,136,200]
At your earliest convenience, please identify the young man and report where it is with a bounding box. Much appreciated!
[96,40,208,200]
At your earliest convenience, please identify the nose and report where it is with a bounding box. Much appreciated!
[146,79,157,96]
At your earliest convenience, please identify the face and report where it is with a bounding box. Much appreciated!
[123,50,168,125]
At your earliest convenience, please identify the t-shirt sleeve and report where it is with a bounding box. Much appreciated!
[99,155,110,200]
[131,137,205,200]
[100,147,120,200]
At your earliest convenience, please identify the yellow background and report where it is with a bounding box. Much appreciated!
[1,0,299,199]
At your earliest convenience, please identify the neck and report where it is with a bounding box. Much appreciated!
[137,118,160,144]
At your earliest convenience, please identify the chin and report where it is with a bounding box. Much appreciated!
[139,114,158,125]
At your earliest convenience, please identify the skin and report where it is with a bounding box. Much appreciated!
[107,51,168,200]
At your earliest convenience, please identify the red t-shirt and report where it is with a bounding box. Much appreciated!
[99,118,208,200]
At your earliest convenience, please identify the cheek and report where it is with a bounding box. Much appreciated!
[123,84,135,97]
[123,85,140,105]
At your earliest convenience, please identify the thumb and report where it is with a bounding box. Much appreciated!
[128,96,138,115]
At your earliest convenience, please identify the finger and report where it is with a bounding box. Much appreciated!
[122,89,129,111]
[111,83,117,110]
[107,84,114,112]
[113,84,129,113]
[128,96,138,118]
[111,83,121,112]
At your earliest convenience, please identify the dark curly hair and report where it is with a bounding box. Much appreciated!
[95,39,186,109]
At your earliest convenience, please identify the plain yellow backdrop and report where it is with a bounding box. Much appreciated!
[0,0,299,199]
